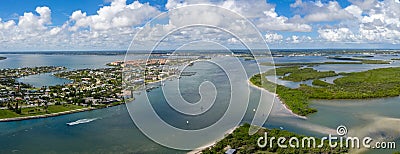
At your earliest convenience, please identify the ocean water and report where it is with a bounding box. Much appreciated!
[0,105,183,153]
[0,53,399,153]
[0,54,125,69]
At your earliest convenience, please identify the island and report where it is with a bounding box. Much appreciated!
[250,66,400,116]
[261,57,391,66]
[326,56,391,64]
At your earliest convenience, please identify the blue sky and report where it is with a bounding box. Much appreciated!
[0,0,101,24]
[0,0,318,26]
[0,0,168,25]
[0,0,399,51]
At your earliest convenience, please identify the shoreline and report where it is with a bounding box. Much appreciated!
[187,126,239,154]
[0,65,176,123]
[0,102,127,122]
[247,80,307,120]
[0,107,95,122]
[188,79,308,154]
[146,75,177,85]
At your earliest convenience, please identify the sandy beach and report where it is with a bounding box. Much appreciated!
[187,126,239,154]
[187,79,308,154]
[247,80,307,120]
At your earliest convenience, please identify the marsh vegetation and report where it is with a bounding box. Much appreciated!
[251,66,400,116]
[202,123,348,154]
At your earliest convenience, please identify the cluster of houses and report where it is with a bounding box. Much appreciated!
[54,67,124,106]
[0,67,66,109]
[0,66,123,110]
[1,57,201,111]
[0,66,65,78]
[108,59,167,67]
[117,58,195,91]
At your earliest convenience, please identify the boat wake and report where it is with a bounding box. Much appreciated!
[66,118,98,126]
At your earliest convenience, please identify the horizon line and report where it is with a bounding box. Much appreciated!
[0,48,400,53]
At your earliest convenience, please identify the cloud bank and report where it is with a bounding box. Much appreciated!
[0,0,399,51]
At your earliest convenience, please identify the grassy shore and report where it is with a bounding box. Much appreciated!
[0,102,126,121]
[251,67,400,116]
[202,123,348,154]
[0,104,84,119]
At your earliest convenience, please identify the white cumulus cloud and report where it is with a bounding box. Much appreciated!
[317,0,400,44]
[318,27,358,42]
[69,0,160,31]
[264,33,283,43]
[290,0,359,23]
[166,0,312,32]
[0,0,399,50]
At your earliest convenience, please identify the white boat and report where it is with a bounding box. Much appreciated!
[67,118,97,126]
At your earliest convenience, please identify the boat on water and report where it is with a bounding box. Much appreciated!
[67,118,97,126]
[180,72,196,76]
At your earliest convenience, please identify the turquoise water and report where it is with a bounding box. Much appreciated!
[0,54,399,153]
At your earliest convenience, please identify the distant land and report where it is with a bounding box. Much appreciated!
[0,49,399,56]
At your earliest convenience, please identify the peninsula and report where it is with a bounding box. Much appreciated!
[0,66,122,121]
[0,57,202,121]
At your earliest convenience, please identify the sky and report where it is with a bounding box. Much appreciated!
[0,0,399,51]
